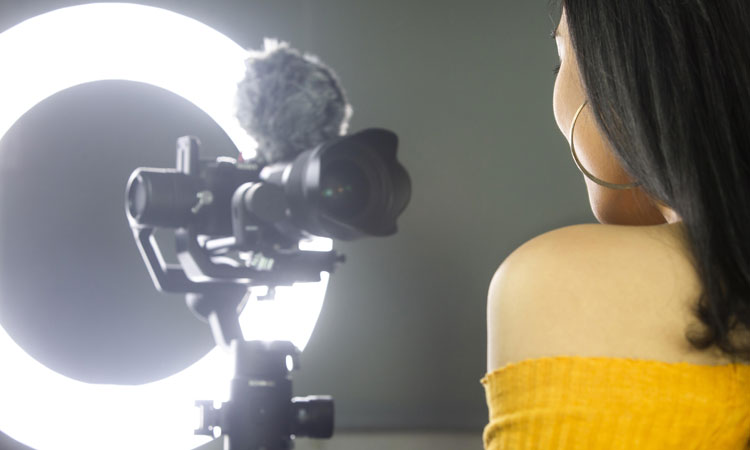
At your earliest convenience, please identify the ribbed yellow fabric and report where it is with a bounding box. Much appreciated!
[481,356,750,449]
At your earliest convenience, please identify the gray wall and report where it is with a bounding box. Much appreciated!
[0,1,591,448]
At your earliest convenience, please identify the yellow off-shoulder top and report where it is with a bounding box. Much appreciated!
[481,356,750,449]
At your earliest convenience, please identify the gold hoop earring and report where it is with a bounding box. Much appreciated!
[569,101,640,190]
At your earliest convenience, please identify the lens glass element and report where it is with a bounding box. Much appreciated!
[319,160,369,220]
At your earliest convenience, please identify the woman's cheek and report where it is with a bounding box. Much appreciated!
[552,75,567,140]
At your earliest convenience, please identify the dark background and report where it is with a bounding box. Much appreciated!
[0,1,589,448]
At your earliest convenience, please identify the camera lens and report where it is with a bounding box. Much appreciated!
[319,159,369,220]
[259,128,410,240]
[125,169,200,228]
[127,174,148,220]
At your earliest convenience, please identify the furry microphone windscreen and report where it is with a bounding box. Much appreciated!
[235,39,353,164]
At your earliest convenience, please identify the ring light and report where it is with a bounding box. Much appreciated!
[0,4,330,449]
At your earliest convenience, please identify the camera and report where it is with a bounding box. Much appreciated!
[125,128,411,291]
[127,128,410,242]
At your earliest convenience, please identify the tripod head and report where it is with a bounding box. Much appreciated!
[194,340,334,450]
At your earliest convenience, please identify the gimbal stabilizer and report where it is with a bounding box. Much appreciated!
[126,132,410,449]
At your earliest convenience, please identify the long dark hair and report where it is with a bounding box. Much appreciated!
[560,0,750,362]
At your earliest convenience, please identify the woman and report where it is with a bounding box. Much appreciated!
[483,1,750,448]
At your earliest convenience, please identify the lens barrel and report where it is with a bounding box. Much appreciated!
[126,169,200,228]
[261,128,411,241]
[126,128,411,241]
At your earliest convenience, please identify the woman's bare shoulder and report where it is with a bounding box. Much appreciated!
[503,222,694,282]
[511,222,689,256]
[486,222,719,373]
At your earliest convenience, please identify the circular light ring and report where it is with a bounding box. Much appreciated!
[0,4,330,450]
